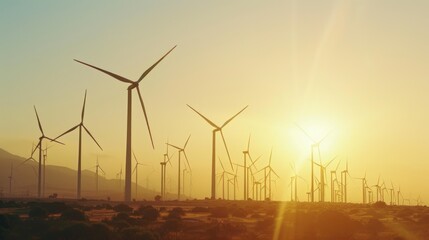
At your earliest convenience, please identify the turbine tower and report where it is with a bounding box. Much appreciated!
[8,163,13,196]
[32,106,64,198]
[187,105,248,199]
[167,135,191,200]
[53,90,103,199]
[75,46,176,202]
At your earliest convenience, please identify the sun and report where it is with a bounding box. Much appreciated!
[284,118,337,166]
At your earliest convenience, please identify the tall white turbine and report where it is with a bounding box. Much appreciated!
[187,105,248,199]
[53,90,103,199]
[74,46,176,201]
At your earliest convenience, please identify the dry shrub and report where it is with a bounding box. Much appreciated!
[316,210,359,239]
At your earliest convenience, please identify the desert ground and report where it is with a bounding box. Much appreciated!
[0,198,428,240]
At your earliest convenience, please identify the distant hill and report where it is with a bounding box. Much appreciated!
[0,148,178,201]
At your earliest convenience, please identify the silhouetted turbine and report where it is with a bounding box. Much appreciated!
[187,105,248,199]
[74,46,176,201]
[32,106,64,198]
[167,135,191,200]
[53,90,102,199]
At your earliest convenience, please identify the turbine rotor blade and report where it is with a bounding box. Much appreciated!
[183,134,191,149]
[32,141,41,156]
[334,159,342,172]
[74,59,134,84]
[99,166,105,174]
[34,106,44,135]
[137,45,177,83]
[167,143,181,150]
[318,130,333,145]
[82,125,103,150]
[221,105,248,128]
[81,90,87,122]
[271,168,280,179]
[220,130,234,171]
[53,124,80,142]
[187,104,219,129]
[247,134,251,151]
[183,151,191,171]
[295,123,315,143]
[132,151,139,163]
[325,155,338,168]
[45,137,65,145]
[269,148,273,166]
[136,87,155,149]
[218,157,225,171]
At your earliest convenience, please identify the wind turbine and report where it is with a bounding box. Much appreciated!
[241,135,254,200]
[248,155,262,200]
[20,144,38,166]
[397,186,402,206]
[340,161,351,203]
[53,90,103,199]
[296,124,330,202]
[116,166,123,190]
[354,172,367,204]
[19,144,39,183]
[75,46,176,202]
[8,162,13,196]
[182,168,189,199]
[389,182,395,205]
[314,156,337,202]
[167,135,191,200]
[372,176,382,202]
[229,166,239,200]
[289,162,307,202]
[41,145,53,198]
[330,159,342,202]
[132,152,146,200]
[217,157,234,200]
[94,157,105,194]
[187,104,248,199]
[160,142,174,200]
[256,149,280,201]
[32,106,64,198]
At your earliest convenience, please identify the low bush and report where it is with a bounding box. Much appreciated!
[316,210,359,239]
[113,204,133,213]
[210,207,229,218]
[135,205,159,222]
[373,201,387,208]
[28,206,48,219]
[191,207,210,213]
[60,208,87,221]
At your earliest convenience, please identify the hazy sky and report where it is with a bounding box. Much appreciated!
[1,0,429,202]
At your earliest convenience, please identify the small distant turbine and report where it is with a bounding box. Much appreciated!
[167,135,191,200]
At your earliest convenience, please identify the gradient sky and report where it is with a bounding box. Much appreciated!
[1,0,429,202]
